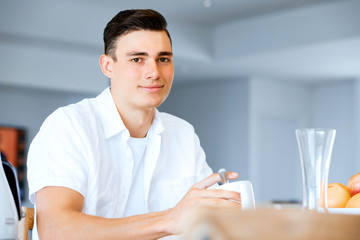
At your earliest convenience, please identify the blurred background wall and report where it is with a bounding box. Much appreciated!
[1,0,360,206]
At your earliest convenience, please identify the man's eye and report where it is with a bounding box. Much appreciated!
[131,58,142,63]
[158,58,169,63]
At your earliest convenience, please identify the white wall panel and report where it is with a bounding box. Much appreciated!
[310,80,357,184]
[249,78,310,204]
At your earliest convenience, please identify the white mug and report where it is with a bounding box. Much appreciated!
[214,180,256,210]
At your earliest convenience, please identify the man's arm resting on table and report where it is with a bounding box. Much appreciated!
[35,172,240,240]
[36,187,171,240]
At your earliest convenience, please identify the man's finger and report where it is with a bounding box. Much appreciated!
[193,172,238,189]
[227,172,238,180]
[200,189,241,202]
[195,197,242,209]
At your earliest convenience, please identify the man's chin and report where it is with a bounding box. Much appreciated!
[137,100,163,110]
[141,95,168,108]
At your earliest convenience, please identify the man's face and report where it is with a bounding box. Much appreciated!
[103,30,174,112]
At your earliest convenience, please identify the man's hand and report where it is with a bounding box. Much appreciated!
[166,172,241,235]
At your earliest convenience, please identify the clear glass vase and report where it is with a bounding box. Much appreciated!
[295,128,336,211]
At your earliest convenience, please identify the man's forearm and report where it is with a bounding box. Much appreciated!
[37,209,174,240]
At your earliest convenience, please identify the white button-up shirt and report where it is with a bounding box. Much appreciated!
[27,88,213,239]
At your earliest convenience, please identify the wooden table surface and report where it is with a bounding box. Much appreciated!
[180,207,360,240]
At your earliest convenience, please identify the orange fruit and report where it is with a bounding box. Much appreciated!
[345,193,360,208]
[327,182,351,208]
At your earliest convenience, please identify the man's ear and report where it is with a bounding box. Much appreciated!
[99,54,113,78]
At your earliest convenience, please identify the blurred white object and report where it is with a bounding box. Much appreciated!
[0,154,18,239]
[214,180,256,210]
[203,0,213,8]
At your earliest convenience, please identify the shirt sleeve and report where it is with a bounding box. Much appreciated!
[27,108,89,204]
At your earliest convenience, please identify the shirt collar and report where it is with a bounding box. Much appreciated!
[151,109,165,135]
[96,88,127,139]
[96,88,164,139]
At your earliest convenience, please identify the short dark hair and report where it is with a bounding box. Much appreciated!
[103,9,172,60]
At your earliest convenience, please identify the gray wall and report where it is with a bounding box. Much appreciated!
[0,85,95,143]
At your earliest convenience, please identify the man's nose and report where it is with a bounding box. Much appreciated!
[146,59,159,80]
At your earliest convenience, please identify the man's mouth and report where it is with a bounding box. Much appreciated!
[139,85,164,93]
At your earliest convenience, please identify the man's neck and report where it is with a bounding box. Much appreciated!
[110,88,156,138]
[117,106,155,138]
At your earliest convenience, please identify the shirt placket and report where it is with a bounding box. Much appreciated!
[144,134,161,212]
[120,131,134,214]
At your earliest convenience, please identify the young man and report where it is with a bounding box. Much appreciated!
[27,9,240,239]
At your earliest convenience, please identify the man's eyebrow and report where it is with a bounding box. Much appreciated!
[126,51,148,57]
[158,51,173,57]
[125,51,173,57]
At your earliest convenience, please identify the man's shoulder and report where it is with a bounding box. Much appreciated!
[41,96,101,135]
[52,97,98,122]
[51,88,109,119]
